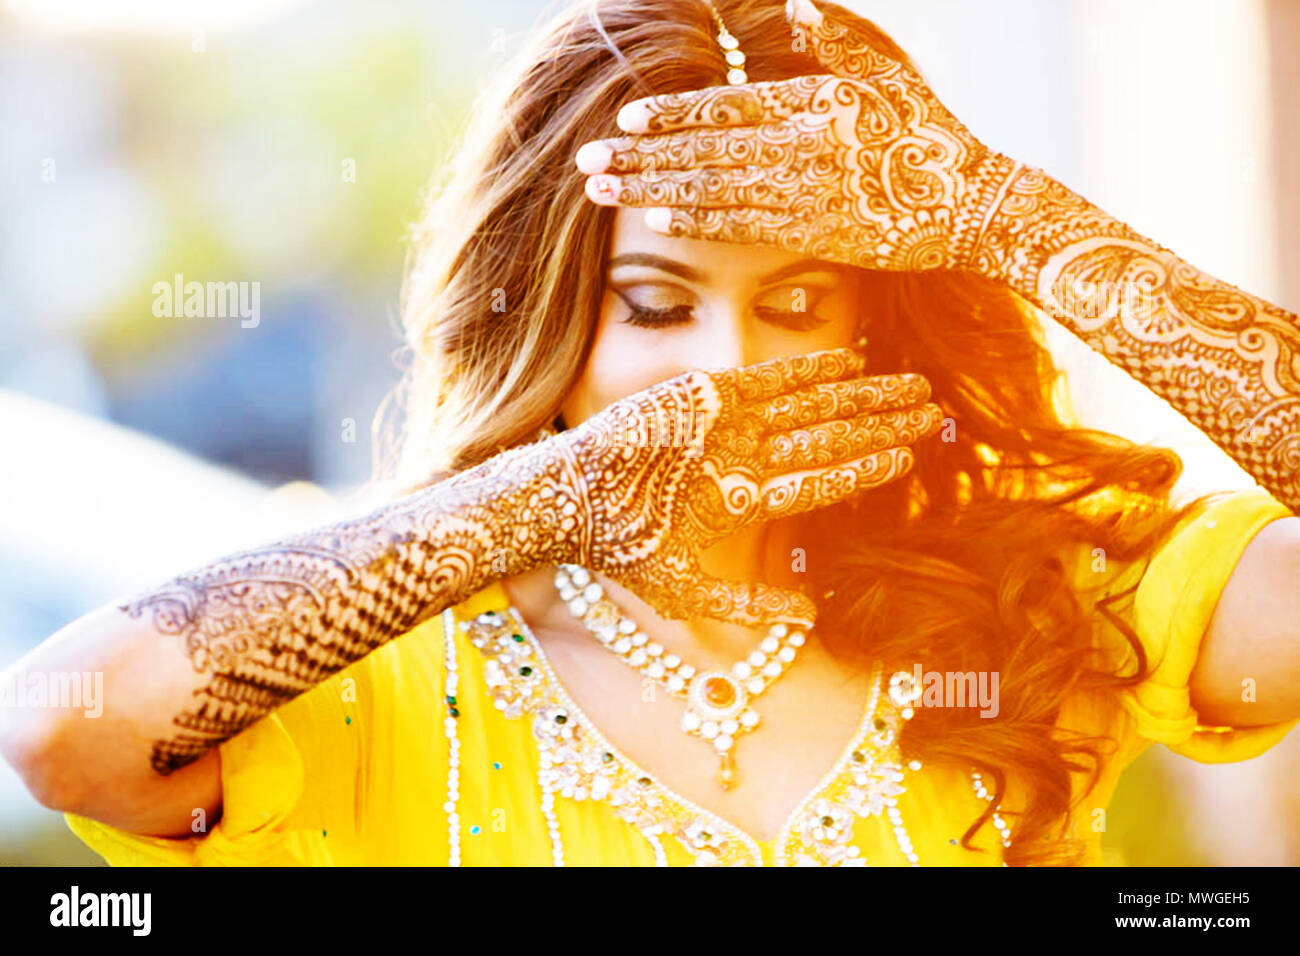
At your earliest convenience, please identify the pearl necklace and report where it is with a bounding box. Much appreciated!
[553,563,809,791]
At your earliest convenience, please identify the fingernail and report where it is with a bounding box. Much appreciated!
[616,100,650,134]
[788,0,820,24]
[585,175,620,205]
[644,207,672,232]
[575,140,613,174]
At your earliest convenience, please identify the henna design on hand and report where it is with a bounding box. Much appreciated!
[120,440,590,774]
[577,5,1017,272]
[552,348,942,627]
[575,0,1300,508]
[124,345,940,774]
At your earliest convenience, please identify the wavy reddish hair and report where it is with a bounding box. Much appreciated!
[779,266,1211,865]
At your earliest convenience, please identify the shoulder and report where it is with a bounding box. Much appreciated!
[1073,486,1300,762]
[1187,492,1300,727]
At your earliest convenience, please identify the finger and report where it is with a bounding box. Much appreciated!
[787,0,921,88]
[615,76,825,135]
[667,573,818,631]
[587,117,832,177]
[642,205,865,269]
[760,403,944,471]
[746,373,932,431]
[586,165,800,211]
[758,443,917,520]
[711,346,868,403]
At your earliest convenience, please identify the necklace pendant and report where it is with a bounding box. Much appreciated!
[718,751,737,791]
[553,565,810,798]
[686,671,747,719]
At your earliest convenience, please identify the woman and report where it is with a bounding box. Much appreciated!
[2,0,1297,866]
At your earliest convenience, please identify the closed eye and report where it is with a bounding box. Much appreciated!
[612,289,693,328]
[609,285,835,332]
[754,305,831,332]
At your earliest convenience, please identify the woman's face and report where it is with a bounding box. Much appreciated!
[560,207,862,426]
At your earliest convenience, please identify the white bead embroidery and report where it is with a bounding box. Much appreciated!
[540,786,566,866]
[773,669,919,867]
[642,828,669,866]
[452,606,1008,868]
[442,607,462,867]
[971,770,1012,865]
[460,604,935,866]
[440,600,1029,867]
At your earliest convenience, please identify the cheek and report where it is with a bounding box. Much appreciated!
[561,296,694,426]
[811,279,862,349]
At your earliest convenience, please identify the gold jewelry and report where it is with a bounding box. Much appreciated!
[553,563,809,791]
[703,2,748,84]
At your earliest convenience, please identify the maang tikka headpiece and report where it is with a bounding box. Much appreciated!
[703,2,748,84]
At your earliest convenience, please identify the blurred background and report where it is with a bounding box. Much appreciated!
[1,0,1297,865]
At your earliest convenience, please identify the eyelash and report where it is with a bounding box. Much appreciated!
[622,302,695,328]
[617,296,829,332]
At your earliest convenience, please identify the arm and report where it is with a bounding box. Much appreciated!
[577,0,1300,510]
[572,0,1300,729]
[971,167,1300,512]
[0,440,588,831]
[0,348,935,833]
[1188,514,1300,727]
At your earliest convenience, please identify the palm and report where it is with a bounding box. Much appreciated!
[553,348,942,627]
[578,0,1018,274]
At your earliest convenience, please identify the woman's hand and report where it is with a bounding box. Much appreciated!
[574,0,1019,274]
[531,347,943,629]
[574,0,1300,510]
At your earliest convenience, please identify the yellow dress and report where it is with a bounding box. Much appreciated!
[65,486,1299,866]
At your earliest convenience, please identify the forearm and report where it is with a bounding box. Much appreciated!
[1,438,585,799]
[970,164,1300,510]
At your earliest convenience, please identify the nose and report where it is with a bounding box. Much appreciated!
[696,303,750,372]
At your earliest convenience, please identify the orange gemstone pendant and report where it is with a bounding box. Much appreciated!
[553,564,811,796]
[703,675,736,708]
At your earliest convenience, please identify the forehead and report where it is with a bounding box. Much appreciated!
[607,207,832,284]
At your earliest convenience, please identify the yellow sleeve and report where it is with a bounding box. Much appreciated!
[1122,485,1300,762]
[64,660,368,866]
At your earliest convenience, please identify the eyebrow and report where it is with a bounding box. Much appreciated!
[607,253,702,282]
[607,252,843,286]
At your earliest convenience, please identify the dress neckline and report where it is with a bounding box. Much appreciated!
[458,580,912,865]
[517,604,884,848]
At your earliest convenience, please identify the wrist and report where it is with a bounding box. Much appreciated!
[951,150,1025,277]
[439,436,593,577]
